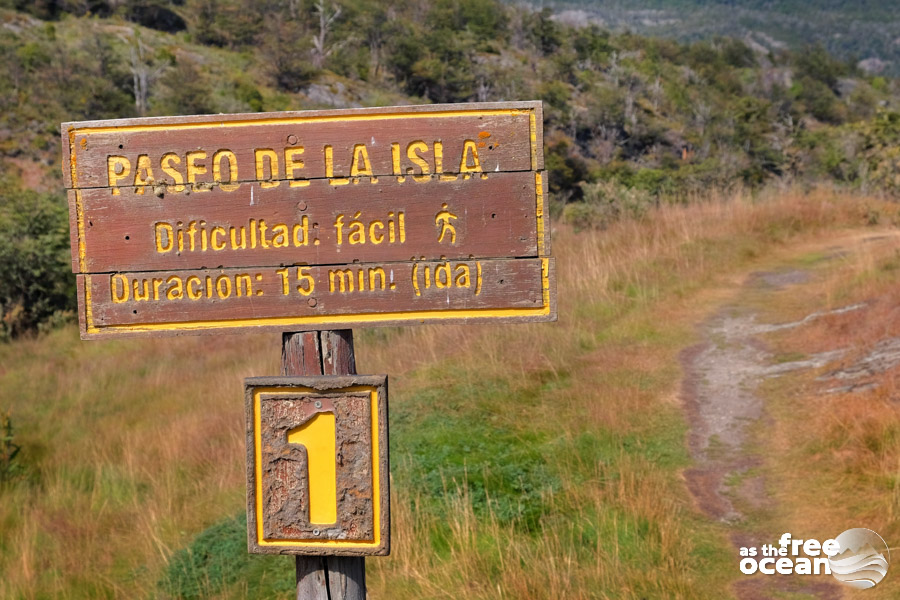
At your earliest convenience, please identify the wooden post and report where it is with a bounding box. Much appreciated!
[282,330,366,600]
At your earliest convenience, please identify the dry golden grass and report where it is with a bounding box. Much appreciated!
[363,188,870,378]
[0,332,275,598]
[0,187,894,599]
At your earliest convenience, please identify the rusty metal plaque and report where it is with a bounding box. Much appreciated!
[245,375,389,556]
[61,101,555,339]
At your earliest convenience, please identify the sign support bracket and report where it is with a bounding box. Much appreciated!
[282,329,366,600]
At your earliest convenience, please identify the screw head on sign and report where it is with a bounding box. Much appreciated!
[312,529,320,536]
[297,201,308,211]
[314,400,323,409]
[287,134,299,145]
[308,298,317,308]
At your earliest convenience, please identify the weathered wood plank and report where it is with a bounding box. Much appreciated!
[63,100,540,135]
[70,170,544,273]
[295,558,330,600]
[76,257,555,338]
[64,102,554,338]
[63,102,542,190]
[320,330,356,377]
[322,556,366,600]
[245,372,389,557]
[293,554,368,600]
[282,331,322,378]
[276,331,369,596]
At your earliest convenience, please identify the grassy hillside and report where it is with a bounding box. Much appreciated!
[2,188,898,598]
[540,0,900,75]
[3,0,900,338]
[2,0,900,202]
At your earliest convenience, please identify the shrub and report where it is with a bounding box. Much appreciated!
[563,181,655,230]
[153,60,216,115]
[860,111,900,195]
[158,513,293,599]
[0,180,74,339]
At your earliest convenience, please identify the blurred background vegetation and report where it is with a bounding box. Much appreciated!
[0,0,898,336]
[539,0,900,76]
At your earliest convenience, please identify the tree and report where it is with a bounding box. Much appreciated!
[312,0,343,70]
[154,59,215,115]
[258,19,317,93]
[128,31,166,116]
[528,8,561,56]
[795,43,850,92]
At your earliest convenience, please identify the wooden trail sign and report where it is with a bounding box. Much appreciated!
[62,102,556,339]
[245,374,389,556]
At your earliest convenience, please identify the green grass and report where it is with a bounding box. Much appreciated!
[157,514,294,600]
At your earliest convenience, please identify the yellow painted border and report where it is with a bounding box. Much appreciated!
[253,385,382,549]
[68,129,78,187]
[82,259,552,335]
[84,274,95,332]
[529,112,538,172]
[68,108,537,189]
[541,257,550,308]
[74,190,86,272]
[535,172,545,256]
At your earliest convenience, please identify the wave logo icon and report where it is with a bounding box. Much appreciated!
[828,528,891,589]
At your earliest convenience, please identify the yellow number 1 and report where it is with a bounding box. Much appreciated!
[287,412,337,525]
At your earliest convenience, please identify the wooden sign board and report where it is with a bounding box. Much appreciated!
[245,375,389,556]
[62,102,555,338]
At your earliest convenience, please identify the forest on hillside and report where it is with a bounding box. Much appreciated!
[1,0,900,338]
[541,0,900,75]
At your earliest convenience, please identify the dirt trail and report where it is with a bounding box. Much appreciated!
[679,234,900,600]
